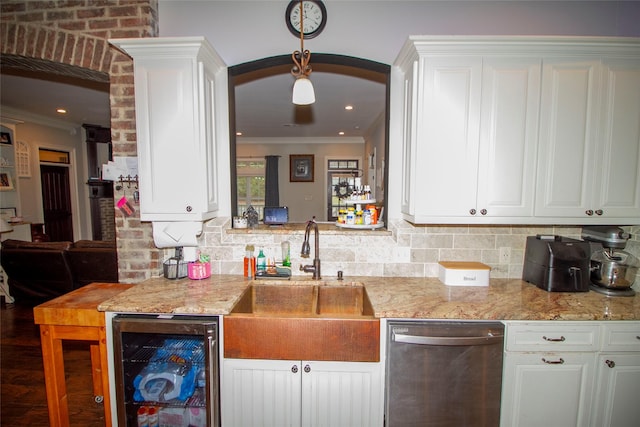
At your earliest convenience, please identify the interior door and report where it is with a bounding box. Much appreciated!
[327,171,358,221]
[40,164,73,241]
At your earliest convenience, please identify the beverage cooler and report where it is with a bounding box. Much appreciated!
[112,314,219,427]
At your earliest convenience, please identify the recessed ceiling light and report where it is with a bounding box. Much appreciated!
[345,105,353,110]
[56,108,67,114]
[338,131,345,136]
[236,131,243,136]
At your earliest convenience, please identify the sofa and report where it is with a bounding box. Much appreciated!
[0,239,118,304]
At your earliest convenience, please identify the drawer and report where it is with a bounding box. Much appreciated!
[505,322,600,352]
[601,322,640,352]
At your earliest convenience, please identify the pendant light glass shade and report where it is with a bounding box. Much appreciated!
[292,77,316,105]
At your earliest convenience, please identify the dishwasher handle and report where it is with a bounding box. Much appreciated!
[393,332,503,346]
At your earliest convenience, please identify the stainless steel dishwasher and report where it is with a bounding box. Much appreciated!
[386,320,504,427]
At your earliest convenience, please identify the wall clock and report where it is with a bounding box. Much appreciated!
[286,0,327,40]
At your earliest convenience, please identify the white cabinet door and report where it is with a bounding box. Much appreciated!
[535,58,601,219]
[400,53,541,223]
[301,361,383,427]
[221,359,383,427]
[476,58,541,218]
[501,352,597,427]
[112,38,226,222]
[407,56,483,220]
[595,58,640,219]
[591,353,640,427]
[222,358,302,427]
[536,55,640,222]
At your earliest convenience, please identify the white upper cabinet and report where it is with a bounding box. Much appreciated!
[110,37,228,222]
[396,36,640,225]
[396,37,541,224]
[535,49,640,223]
[593,57,640,219]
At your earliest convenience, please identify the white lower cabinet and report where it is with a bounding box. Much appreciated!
[591,323,640,427]
[501,351,597,427]
[221,358,383,427]
[502,322,640,427]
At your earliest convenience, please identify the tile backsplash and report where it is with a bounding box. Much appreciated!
[192,218,639,285]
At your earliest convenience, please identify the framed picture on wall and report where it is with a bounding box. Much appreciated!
[0,172,14,191]
[290,154,314,182]
[0,132,12,145]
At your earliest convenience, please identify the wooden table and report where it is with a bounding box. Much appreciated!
[33,282,133,427]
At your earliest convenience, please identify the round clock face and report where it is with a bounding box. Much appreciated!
[286,0,327,40]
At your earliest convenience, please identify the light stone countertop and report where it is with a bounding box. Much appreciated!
[97,275,640,321]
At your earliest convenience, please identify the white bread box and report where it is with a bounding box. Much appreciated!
[438,261,491,286]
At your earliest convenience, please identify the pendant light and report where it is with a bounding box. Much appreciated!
[291,0,315,105]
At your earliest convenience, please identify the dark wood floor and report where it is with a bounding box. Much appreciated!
[1,300,105,426]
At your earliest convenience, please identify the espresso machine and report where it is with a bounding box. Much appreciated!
[581,226,639,297]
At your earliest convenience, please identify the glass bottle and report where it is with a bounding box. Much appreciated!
[281,241,291,267]
[257,247,266,272]
[244,244,255,279]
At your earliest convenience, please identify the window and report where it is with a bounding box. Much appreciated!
[39,148,70,164]
[236,158,265,217]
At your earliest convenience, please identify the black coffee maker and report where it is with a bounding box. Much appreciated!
[523,235,591,292]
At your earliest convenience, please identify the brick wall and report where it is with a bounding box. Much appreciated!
[0,0,160,283]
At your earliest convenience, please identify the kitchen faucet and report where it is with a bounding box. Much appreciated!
[300,218,321,279]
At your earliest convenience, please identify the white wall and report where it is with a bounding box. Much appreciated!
[1,109,92,240]
[159,1,640,67]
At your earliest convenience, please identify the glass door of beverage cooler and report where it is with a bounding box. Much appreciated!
[112,314,219,427]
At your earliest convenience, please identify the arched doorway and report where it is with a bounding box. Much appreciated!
[228,54,390,222]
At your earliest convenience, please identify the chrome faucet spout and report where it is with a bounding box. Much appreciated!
[300,218,321,279]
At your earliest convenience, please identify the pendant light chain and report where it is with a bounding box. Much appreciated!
[291,0,312,79]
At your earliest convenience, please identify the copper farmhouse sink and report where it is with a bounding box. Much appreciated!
[228,283,375,317]
[224,282,380,362]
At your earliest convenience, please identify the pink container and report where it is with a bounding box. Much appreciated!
[188,262,211,280]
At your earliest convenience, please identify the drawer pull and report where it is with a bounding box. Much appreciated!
[605,360,616,368]
[542,335,565,342]
[636,336,640,340]
[542,357,564,365]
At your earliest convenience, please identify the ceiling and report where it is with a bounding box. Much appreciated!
[0,60,385,139]
[0,71,111,129]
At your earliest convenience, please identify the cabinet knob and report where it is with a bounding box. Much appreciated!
[595,209,603,216]
[186,205,193,212]
[605,359,616,368]
[480,209,487,215]
[291,365,298,373]
[585,210,594,216]
[304,364,311,373]
[469,209,477,215]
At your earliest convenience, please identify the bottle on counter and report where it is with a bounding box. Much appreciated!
[346,207,355,225]
[367,205,377,224]
[244,244,256,279]
[257,247,266,272]
[281,241,291,267]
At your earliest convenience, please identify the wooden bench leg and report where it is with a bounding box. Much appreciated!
[89,343,103,398]
[39,325,70,427]
[98,326,113,427]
